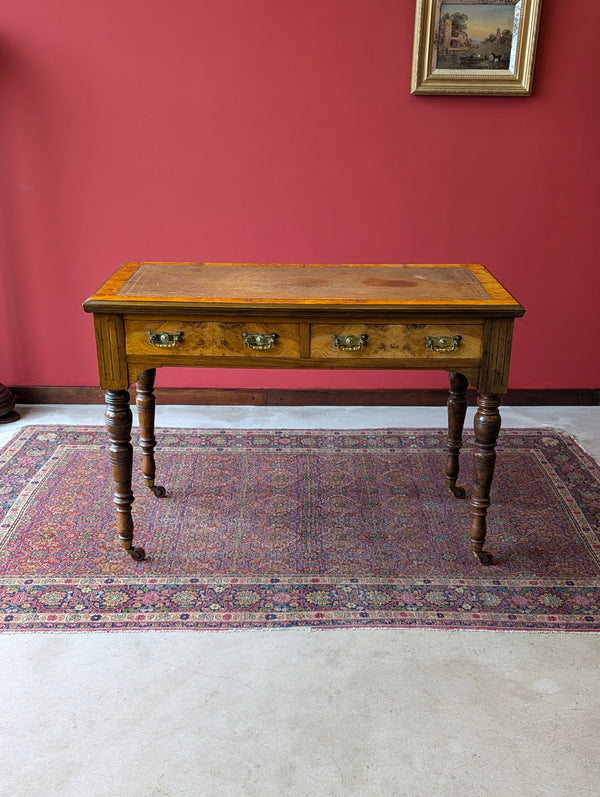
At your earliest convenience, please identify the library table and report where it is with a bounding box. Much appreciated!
[83,262,525,565]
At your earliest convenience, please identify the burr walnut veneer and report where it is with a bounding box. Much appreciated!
[83,262,525,565]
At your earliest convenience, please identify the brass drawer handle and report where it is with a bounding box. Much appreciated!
[242,332,279,351]
[425,335,462,353]
[333,334,368,352]
[148,331,183,348]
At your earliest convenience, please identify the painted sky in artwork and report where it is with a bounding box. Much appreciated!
[440,4,516,40]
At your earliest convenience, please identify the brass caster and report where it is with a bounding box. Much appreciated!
[149,485,166,497]
[129,546,146,561]
[449,485,466,499]
[474,550,494,566]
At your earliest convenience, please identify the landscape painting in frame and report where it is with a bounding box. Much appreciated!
[411,0,542,95]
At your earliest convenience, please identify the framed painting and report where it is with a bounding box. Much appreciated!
[411,0,542,95]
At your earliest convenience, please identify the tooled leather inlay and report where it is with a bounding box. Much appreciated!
[117,264,493,302]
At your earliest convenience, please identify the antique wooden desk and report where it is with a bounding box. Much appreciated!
[83,262,524,565]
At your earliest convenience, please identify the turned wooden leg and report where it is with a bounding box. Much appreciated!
[105,390,145,561]
[446,371,469,499]
[470,393,502,566]
[136,369,166,497]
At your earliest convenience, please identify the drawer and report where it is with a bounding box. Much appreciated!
[310,323,483,360]
[125,319,301,358]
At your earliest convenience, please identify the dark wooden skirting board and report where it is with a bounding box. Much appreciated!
[9,386,600,406]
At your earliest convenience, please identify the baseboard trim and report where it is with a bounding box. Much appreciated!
[10,386,600,406]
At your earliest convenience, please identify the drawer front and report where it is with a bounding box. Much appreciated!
[310,323,483,360]
[125,319,301,358]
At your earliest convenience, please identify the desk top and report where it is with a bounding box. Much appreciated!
[83,262,524,316]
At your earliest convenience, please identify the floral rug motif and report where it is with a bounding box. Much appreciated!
[1,426,599,632]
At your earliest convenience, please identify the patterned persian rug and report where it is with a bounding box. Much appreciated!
[1,426,599,633]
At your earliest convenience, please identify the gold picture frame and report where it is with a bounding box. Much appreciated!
[411,0,542,95]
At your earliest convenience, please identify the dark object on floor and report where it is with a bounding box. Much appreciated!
[0,384,19,424]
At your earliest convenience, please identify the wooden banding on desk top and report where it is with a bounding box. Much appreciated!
[83,262,525,316]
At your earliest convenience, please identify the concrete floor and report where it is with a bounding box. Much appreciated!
[1,404,599,797]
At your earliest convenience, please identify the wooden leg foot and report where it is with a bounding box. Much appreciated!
[128,546,146,561]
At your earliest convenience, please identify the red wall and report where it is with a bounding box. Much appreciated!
[1,1,599,391]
